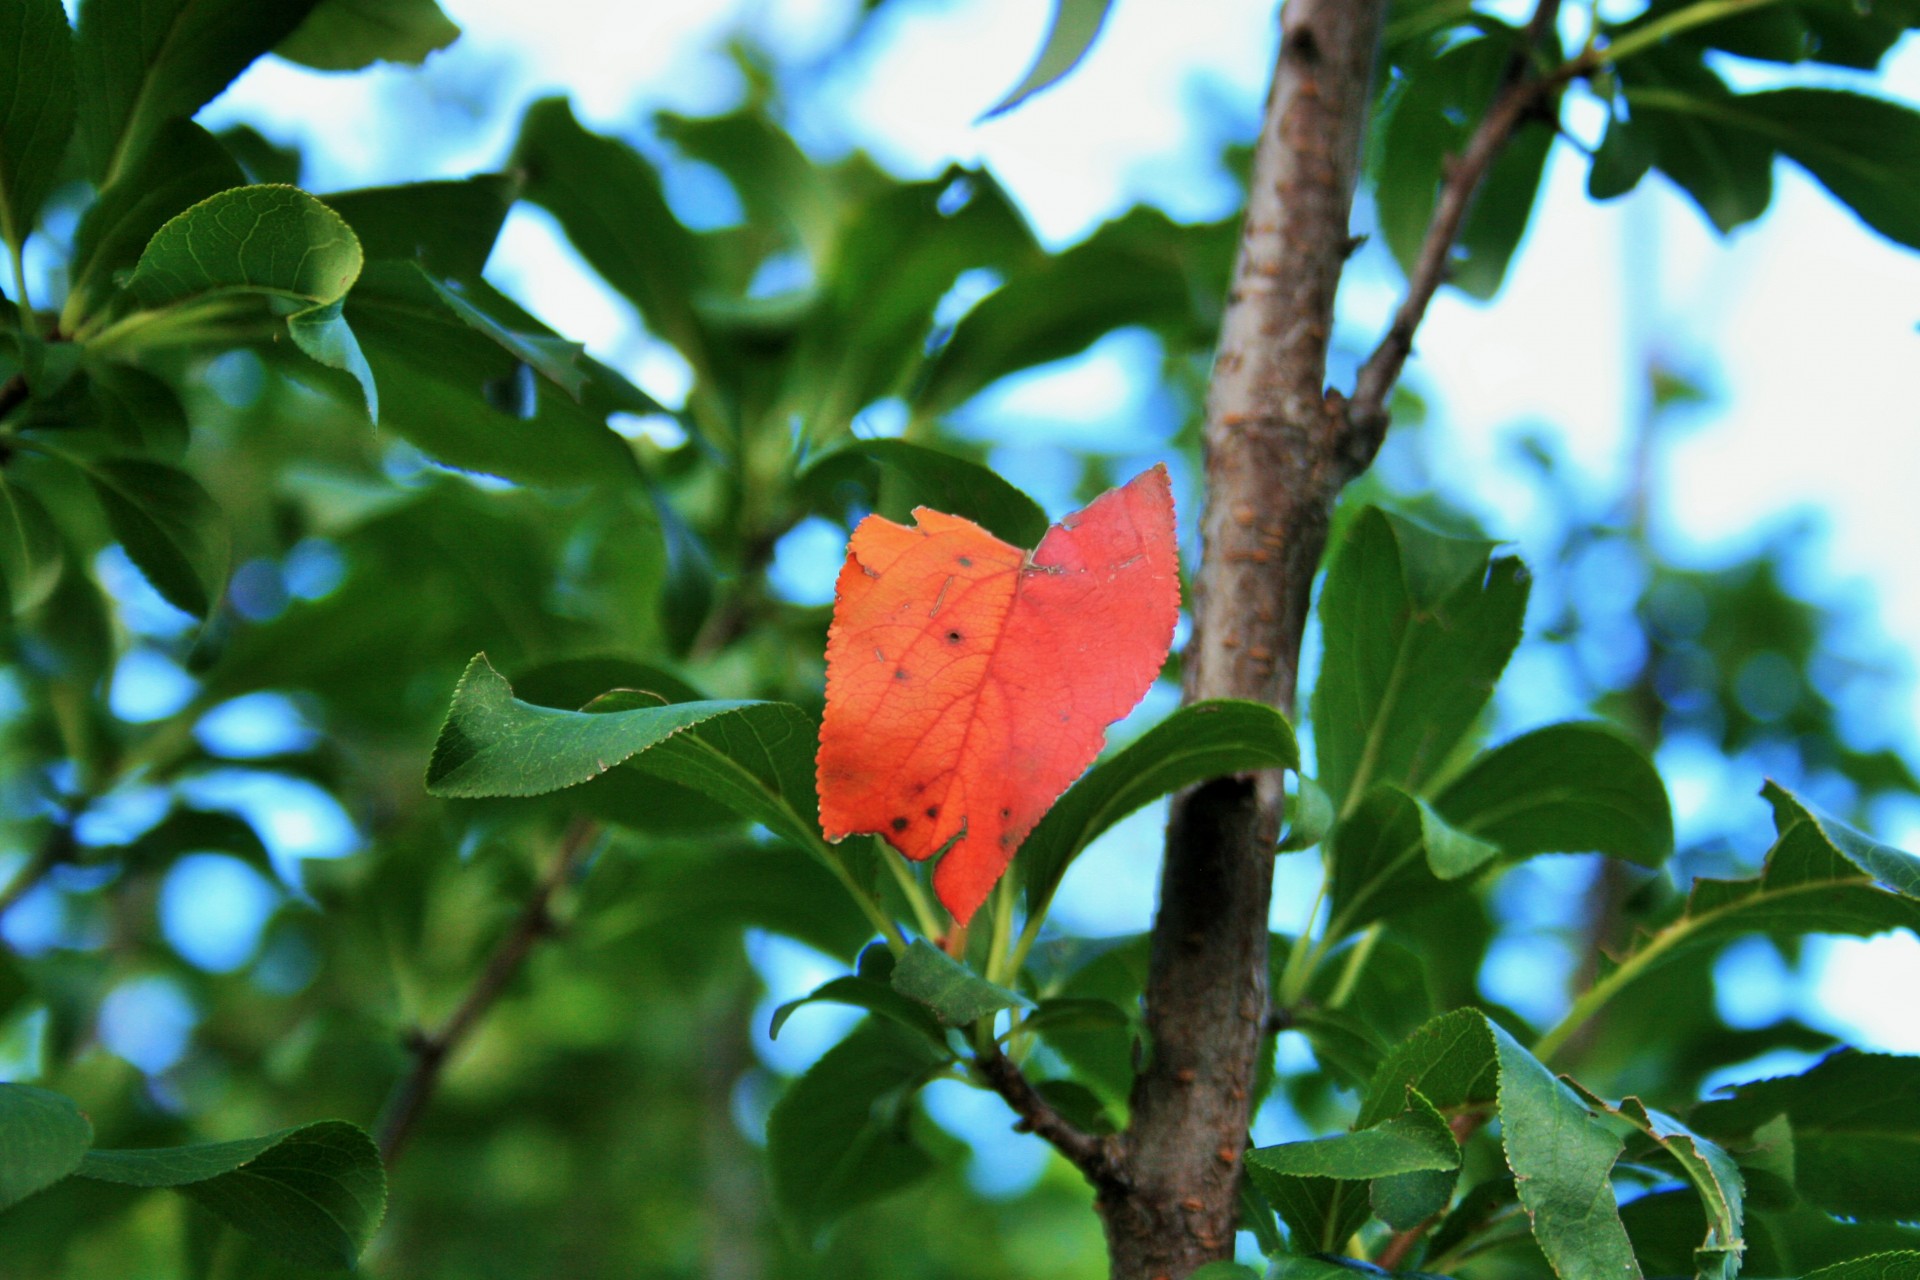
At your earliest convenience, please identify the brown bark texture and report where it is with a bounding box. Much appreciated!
[1099,0,1386,1274]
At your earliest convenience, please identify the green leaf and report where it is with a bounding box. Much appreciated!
[426,655,824,850]
[1492,1024,1641,1280]
[1018,700,1296,918]
[122,184,374,412]
[1567,1084,1745,1280]
[63,119,243,329]
[1326,784,1501,933]
[1622,52,1774,234]
[1433,722,1673,866]
[1279,775,1336,852]
[323,174,514,277]
[1248,1098,1459,1180]
[1310,506,1528,812]
[79,456,227,617]
[0,1084,92,1212]
[982,0,1115,117]
[0,0,77,251]
[274,0,458,70]
[889,940,1031,1026]
[1589,111,1655,201]
[1692,1051,1920,1223]
[416,270,588,399]
[770,975,947,1046]
[912,206,1219,420]
[801,438,1049,548]
[1028,935,1148,1108]
[1733,88,1920,251]
[766,1020,943,1241]
[76,1121,385,1270]
[1804,1255,1920,1280]
[513,98,709,370]
[1357,1008,1502,1129]
[1452,118,1551,299]
[76,0,325,184]
[344,262,639,486]
[0,477,64,616]
[87,362,191,459]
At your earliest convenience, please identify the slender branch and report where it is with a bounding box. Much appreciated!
[376,817,600,1164]
[1347,0,1566,461]
[973,1044,1127,1193]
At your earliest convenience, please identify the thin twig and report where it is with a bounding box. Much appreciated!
[376,817,601,1164]
[973,1044,1127,1194]
[1346,0,1567,465]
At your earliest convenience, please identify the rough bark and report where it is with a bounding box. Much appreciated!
[1100,0,1386,1274]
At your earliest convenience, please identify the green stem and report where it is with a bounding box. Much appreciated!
[1275,873,1331,1007]
[1573,0,1790,73]
[817,838,908,955]
[1532,925,1679,1060]
[985,873,1017,986]
[875,843,940,943]
[1326,924,1382,1009]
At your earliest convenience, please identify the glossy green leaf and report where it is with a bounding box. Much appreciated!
[275,0,458,70]
[1693,1051,1920,1222]
[79,456,227,617]
[0,0,77,251]
[801,438,1049,548]
[1326,784,1501,934]
[77,1121,385,1270]
[0,478,64,616]
[770,975,946,1046]
[417,271,588,399]
[1569,1084,1745,1280]
[982,0,1115,117]
[427,655,824,850]
[1357,1008,1502,1129]
[890,940,1031,1026]
[63,119,243,329]
[1433,722,1673,866]
[287,297,377,418]
[1311,506,1528,811]
[324,174,515,276]
[1248,1099,1459,1180]
[87,362,190,459]
[766,1020,943,1240]
[1730,88,1920,251]
[0,1085,92,1212]
[75,0,325,183]
[1018,700,1297,917]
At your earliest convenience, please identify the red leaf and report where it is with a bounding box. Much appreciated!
[816,465,1180,924]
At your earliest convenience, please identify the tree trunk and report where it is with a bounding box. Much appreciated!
[1101,0,1386,1274]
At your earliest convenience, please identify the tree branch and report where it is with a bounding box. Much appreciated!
[1347,0,1566,461]
[1111,1,1388,1272]
[375,817,600,1164]
[973,1044,1127,1194]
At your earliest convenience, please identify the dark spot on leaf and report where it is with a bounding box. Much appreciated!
[957,556,972,567]
[999,834,1010,846]
[946,630,962,643]
[1000,807,1011,818]
[891,817,909,832]
[1059,712,1071,722]
[895,668,910,681]
[925,806,939,819]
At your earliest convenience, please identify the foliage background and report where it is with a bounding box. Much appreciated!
[1,0,1918,1276]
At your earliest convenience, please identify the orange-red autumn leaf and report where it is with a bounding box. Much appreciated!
[816,465,1180,924]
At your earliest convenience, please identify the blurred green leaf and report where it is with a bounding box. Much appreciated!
[890,940,1030,1026]
[1018,700,1296,919]
[86,362,190,459]
[0,1085,92,1212]
[0,0,77,252]
[416,271,588,399]
[1693,1051,1920,1223]
[766,1020,944,1241]
[275,0,459,70]
[1326,785,1500,933]
[1623,52,1774,234]
[324,174,515,276]
[63,119,243,328]
[1589,111,1654,200]
[76,0,325,183]
[1279,775,1336,852]
[1723,88,1920,251]
[77,456,227,617]
[802,438,1049,548]
[77,1121,385,1270]
[1311,506,1528,811]
[1433,722,1673,866]
[0,477,64,616]
[982,0,1115,117]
